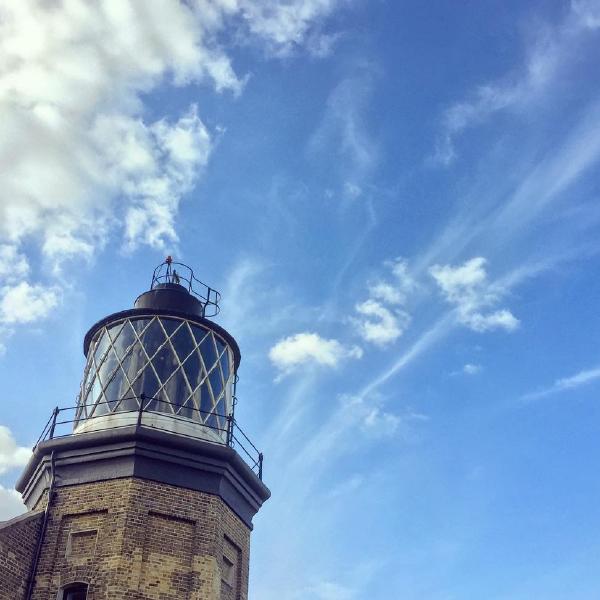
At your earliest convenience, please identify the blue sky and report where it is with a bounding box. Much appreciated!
[1,1,600,598]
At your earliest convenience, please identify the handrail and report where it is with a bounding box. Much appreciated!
[150,258,220,317]
[34,396,263,480]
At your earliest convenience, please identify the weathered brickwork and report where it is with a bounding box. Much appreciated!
[27,478,251,600]
[0,510,43,600]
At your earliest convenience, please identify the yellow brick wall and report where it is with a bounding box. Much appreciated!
[29,478,251,600]
[0,511,43,600]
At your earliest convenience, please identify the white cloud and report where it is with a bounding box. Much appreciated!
[0,245,29,281]
[353,258,415,346]
[0,0,345,345]
[269,332,362,377]
[463,363,482,375]
[354,299,409,347]
[0,425,31,475]
[430,257,519,332]
[523,365,600,400]
[239,0,344,57]
[0,282,60,325]
[0,485,26,521]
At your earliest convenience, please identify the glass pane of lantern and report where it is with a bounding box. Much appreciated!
[191,324,210,346]
[159,317,182,338]
[139,318,165,359]
[182,352,202,390]
[214,337,226,358]
[97,347,119,390]
[179,397,195,420]
[106,321,125,344]
[214,398,225,431]
[87,376,103,416]
[199,382,212,422]
[170,322,196,362]
[152,345,177,388]
[219,350,230,382]
[130,368,161,407]
[113,320,136,359]
[82,362,95,398]
[163,369,187,412]
[93,330,111,367]
[103,369,125,411]
[131,317,151,337]
[208,366,223,404]
[120,344,146,387]
[199,333,218,372]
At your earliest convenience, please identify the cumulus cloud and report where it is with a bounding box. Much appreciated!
[430,257,519,332]
[0,0,345,347]
[0,425,31,475]
[353,258,415,346]
[0,282,60,325]
[0,485,26,521]
[354,300,408,346]
[269,332,362,377]
[522,364,600,400]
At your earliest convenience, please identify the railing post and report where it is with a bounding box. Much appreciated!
[48,407,59,440]
[226,414,233,447]
[258,452,263,481]
[137,394,145,428]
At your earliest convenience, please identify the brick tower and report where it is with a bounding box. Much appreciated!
[2,258,270,600]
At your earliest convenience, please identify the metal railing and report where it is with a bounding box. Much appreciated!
[34,395,263,480]
[151,257,221,317]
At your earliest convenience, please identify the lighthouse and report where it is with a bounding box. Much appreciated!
[1,259,270,600]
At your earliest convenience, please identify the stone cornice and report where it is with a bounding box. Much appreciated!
[15,426,270,529]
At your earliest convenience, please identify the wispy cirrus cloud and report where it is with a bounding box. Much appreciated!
[522,364,600,401]
[308,63,380,200]
[433,0,600,165]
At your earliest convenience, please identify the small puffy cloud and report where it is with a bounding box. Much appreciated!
[0,425,31,475]
[354,300,409,347]
[269,332,362,377]
[467,309,519,332]
[463,363,482,375]
[430,257,519,332]
[0,282,60,325]
[0,485,26,521]
[368,282,403,305]
[353,258,415,346]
